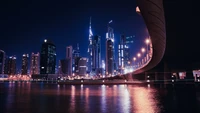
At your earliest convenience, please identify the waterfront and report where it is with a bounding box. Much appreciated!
[0,82,200,113]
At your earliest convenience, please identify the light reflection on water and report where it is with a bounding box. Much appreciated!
[0,82,199,113]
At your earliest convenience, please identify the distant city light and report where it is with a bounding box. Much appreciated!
[44,39,47,43]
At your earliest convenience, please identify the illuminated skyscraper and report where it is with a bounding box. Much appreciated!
[118,35,134,73]
[92,35,101,75]
[40,39,56,74]
[87,17,93,74]
[30,52,40,75]
[0,50,5,74]
[4,56,17,75]
[72,44,80,74]
[78,57,87,76]
[21,54,29,75]
[106,20,115,76]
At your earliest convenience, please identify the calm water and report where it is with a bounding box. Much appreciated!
[0,82,200,113]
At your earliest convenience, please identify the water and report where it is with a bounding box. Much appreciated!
[0,82,200,113]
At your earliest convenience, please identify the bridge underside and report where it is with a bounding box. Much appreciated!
[132,0,166,75]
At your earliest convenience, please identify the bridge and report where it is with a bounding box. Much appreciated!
[124,0,166,78]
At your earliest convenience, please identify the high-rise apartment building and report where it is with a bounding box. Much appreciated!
[0,50,5,74]
[30,52,40,75]
[21,54,29,75]
[40,39,56,74]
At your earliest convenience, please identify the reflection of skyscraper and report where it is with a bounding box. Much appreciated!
[21,54,29,75]
[87,17,93,74]
[30,52,40,75]
[0,50,5,74]
[106,21,115,76]
[92,35,101,74]
[40,39,56,74]
[4,56,17,75]
[66,46,73,76]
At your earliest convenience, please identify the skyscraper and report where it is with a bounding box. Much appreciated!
[106,20,115,76]
[21,54,29,75]
[66,46,73,76]
[92,35,101,75]
[40,39,56,74]
[4,56,17,75]
[118,35,134,73]
[30,52,40,75]
[0,50,5,74]
[72,44,80,74]
[87,17,93,74]
[78,57,87,76]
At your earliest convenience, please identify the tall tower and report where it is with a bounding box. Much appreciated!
[21,54,29,75]
[0,50,5,74]
[87,17,93,74]
[66,46,73,76]
[118,35,134,74]
[106,20,115,76]
[40,39,56,74]
[92,35,101,75]
[72,44,80,74]
[30,52,40,75]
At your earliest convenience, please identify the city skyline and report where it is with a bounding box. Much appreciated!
[0,0,148,70]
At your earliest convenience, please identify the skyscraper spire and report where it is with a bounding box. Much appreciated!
[89,16,93,40]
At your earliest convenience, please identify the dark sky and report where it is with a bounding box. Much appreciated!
[0,0,148,70]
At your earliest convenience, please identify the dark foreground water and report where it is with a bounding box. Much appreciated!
[0,82,200,113]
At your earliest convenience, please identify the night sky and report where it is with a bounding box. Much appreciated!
[0,0,148,70]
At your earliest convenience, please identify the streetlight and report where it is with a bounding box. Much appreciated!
[137,53,141,57]
[141,48,145,53]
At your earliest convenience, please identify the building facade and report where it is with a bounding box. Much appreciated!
[4,56,17,75]
[40,39,56,74]
[30,52,40,75]
[0,50,5,74]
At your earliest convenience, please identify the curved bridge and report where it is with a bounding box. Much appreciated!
[132,0,166,74]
